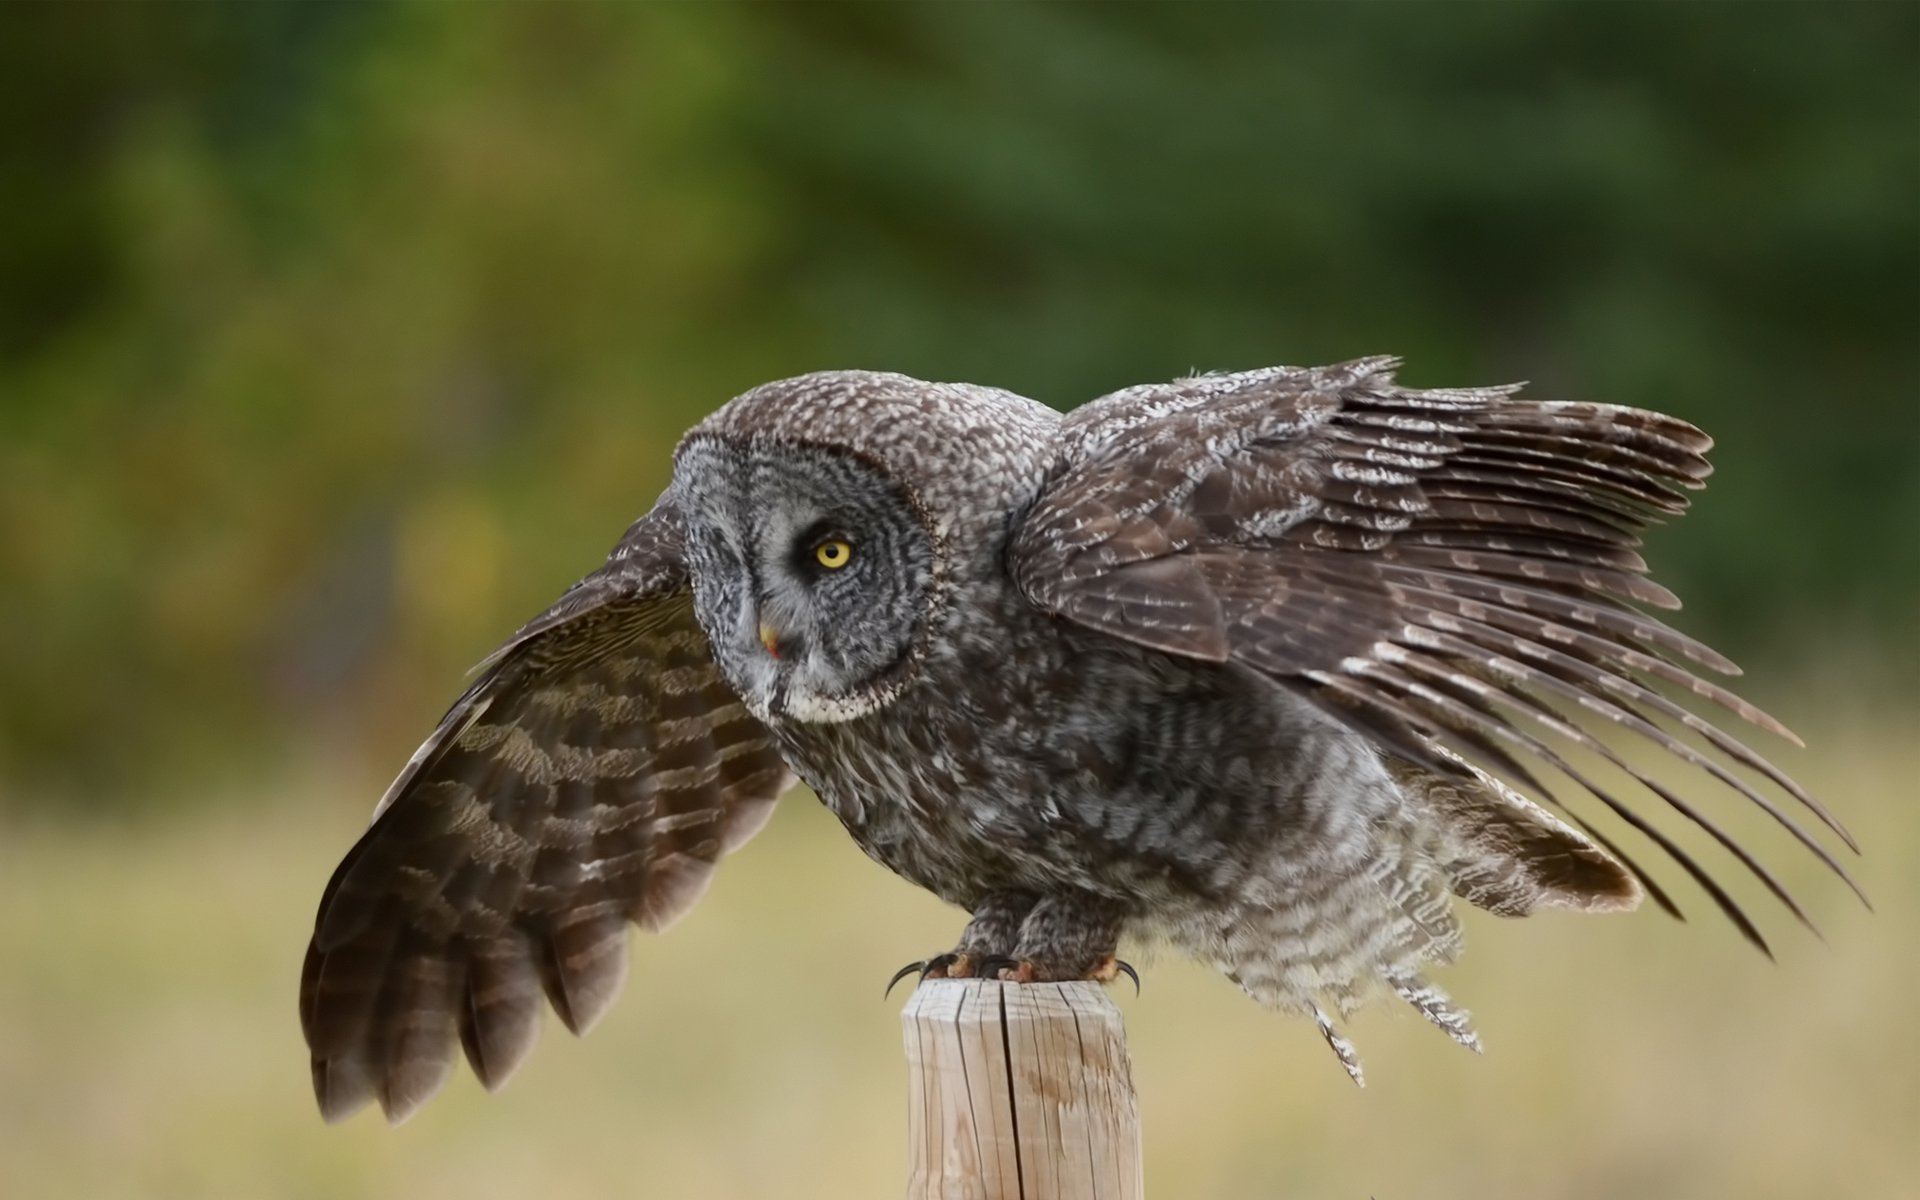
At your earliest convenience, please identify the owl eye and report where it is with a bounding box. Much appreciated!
[813,538,855,570]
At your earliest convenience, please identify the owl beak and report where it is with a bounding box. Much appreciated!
[758,622,782,659]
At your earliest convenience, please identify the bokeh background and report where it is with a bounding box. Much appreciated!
[2,3,1915,1198]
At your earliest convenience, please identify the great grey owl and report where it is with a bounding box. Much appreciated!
[300,357,1859,1122]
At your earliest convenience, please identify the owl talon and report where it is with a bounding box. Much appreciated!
[978,956,1027,981]
[1093,957,1142,995]
[884,961,929,998]
[885,952,978,998]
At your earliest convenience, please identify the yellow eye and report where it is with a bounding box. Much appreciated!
[814,539,854,569]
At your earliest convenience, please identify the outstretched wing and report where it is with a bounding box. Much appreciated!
[300,493,792,1124]
[1012,357,1861,951]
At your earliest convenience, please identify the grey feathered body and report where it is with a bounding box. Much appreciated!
[689,371,1473,1039]
[777,551,1436,1021]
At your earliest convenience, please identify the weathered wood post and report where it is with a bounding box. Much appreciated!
[901,979,1143,1200]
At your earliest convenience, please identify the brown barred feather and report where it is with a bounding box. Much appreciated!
[1418,495,1641,547]
[1350,655,1778,955]
[1301,664,1691,925]
[1400,597,1841,838]
[1441,449,1697,512]
[1404,623,1862,892]
[1387,755,1641,917]
[1422,464,1680,523]
[299,500,792,1124]
[1384,642,1823,933]
[1385,545,1683,609]
[1372,564,1746,680]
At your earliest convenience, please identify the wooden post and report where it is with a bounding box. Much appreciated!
[901,979,1143,1200]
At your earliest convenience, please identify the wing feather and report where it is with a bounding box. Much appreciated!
[300,495,792,1124]
[1012,358,1858,949]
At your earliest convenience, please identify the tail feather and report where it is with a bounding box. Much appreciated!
[1388,754,1644,917]
[1390,972,1483,1054]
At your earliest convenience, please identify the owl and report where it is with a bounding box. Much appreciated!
[300,357,1859,1122]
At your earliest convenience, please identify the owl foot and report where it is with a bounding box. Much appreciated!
[884,952,981,997]
[977,955,1140,994]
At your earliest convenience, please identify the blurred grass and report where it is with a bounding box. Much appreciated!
[2,687,1913,1200]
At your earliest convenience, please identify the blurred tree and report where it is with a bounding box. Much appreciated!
[0,0,1914,805]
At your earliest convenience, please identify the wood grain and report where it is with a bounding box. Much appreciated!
[902,979,1142,1200]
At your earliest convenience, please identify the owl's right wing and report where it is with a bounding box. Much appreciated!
[1010,358,1860,952]
[300,493,793,1124]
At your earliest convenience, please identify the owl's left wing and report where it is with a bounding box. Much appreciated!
[1010,357,1861,952]
[300,495,792,1124]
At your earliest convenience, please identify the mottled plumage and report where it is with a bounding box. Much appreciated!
[301,357,1857,1121]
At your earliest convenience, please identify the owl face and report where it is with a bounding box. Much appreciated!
[673,436,940,724]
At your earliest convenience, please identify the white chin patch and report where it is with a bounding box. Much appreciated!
[778,683,876,724]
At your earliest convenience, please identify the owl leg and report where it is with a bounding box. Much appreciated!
[986,893,1137,987]
[885,890,1036,996]
[953,889,1039,965]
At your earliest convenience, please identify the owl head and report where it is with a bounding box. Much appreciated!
[668,370,1059,721]
[670,370,1057,724]
[672,434,941,723]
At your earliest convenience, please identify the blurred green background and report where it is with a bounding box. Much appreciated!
[1,3,1915,1198]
